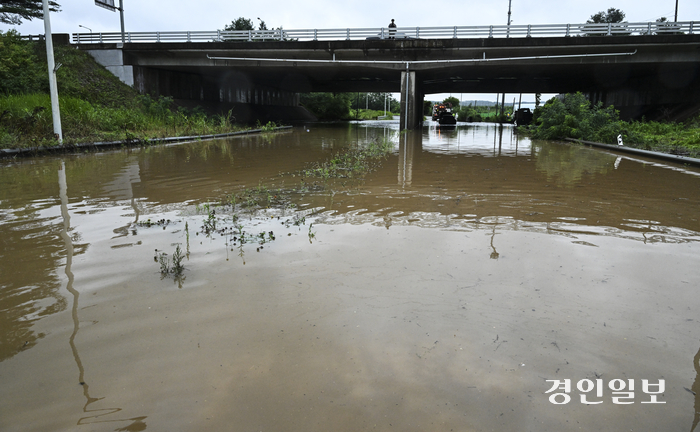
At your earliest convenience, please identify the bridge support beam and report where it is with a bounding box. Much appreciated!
[400,70,423,130]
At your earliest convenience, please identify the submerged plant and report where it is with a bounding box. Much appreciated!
[155,245,185,278]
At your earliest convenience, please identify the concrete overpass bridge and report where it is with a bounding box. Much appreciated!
[75,22,700,128]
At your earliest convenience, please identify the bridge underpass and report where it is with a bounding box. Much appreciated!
[81,32,700,128]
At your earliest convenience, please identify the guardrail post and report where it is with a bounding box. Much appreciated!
[381,28,385,39]
[527,24,531,37]
[128,32,131,42]
[346,28,350,40]
[187,31,191,42]
[565,24,570,36]
[99,33,103,43]
[607,23,612,36]
[690,22,695,34]
[647,22,652,35]
[416,27,420,38]
[314,29,318,40]
[488,25,493,38]
[453,26,457,38]
[157,32,161,42]
[248,30,252,41]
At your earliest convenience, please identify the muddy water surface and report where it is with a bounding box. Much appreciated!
[1,122,699,431]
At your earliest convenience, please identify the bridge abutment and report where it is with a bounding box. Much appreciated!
[86,48,310,123]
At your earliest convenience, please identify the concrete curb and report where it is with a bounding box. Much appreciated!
[565,138,700,167]
[0,126,293,159]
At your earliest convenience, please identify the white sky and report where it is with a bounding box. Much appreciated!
[2,0,697,103]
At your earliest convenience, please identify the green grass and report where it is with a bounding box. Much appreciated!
[348,109,395,120]
[0,34,254,150]
[0,93,245,149]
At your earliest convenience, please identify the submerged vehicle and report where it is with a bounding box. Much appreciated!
[432,103,457,125]
[512,108,533,126]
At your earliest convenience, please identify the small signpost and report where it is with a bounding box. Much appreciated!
[95,0,125,43]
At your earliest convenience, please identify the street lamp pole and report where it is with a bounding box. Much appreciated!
[507,0,512,37]
[675,0,679,22]
[42,0,62,143]
[118,0,125,43]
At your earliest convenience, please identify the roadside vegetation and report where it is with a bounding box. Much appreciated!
[0,30,248,150]
[526,93,700,157]
[301,92,399,121]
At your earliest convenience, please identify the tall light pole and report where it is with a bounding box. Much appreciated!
[119,0,125,43]
[43,0,62,143]
[507,0,512,38]
[95,0,125,42]
[674,0,679,21]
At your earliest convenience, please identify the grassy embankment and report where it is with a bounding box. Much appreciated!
[0,31,251,150]
[349,109,394,120]
[526,93,700,158]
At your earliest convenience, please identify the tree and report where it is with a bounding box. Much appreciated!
[442,96,459,107]
[300,93,352,120]
[224,17,254,31]
[350,92,398,112]
[587,8,625,24]
[0,0,60,25]
[0,30,45,94]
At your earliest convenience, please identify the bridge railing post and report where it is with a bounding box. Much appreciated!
[248,30,252,42]
[565,24,570,36]
[607,23,612,36]
[453,26,457,38]
[690,22,695,34]
[527,24,532,37]
[416,27,420,38]
[488,25,493,38]
[314,29,318,41]
[346,28,350,40]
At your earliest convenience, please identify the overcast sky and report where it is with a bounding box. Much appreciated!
[2,0,697,103]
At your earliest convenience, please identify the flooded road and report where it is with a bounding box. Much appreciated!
[1,122,699,431]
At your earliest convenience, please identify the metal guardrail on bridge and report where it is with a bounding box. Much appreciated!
[68,21,697,44]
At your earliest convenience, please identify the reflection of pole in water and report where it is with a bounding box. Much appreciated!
[489,224,499,259]
[398,132,413,187]
[691,345,700,432]
[497,125,504,156]
[58,162,147,430]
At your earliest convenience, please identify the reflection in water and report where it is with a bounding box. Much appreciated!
[59,163,148,430]
[398,131,421,187]
[489,224,499,259]
[532,140,614,186]
[692,346,700,432]
[0,123,699,431]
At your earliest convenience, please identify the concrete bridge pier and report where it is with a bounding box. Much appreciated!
[400,70,424,130]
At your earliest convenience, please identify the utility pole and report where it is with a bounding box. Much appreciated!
[674,0,679,22]
[507,0,512,37]
[119,0,125,43]
[43,0,62,143]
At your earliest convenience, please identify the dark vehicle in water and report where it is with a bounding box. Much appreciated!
[432,103,457,125]
[512,108,533,126]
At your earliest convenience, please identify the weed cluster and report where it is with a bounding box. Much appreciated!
[155,245,185,278]
[301,136,394,180]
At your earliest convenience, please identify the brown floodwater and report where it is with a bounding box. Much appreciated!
[1,121,699,431]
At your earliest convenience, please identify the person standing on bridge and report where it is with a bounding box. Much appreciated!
[388,19,397,39]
